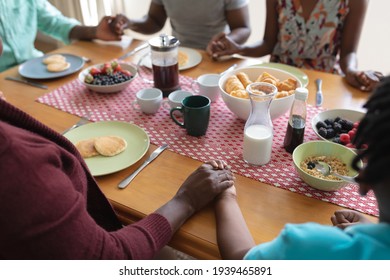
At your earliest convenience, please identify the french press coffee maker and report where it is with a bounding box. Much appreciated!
[148,34,180,97]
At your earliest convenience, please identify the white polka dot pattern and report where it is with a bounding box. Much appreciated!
[37,68,378,216]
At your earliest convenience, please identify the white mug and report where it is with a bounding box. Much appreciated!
[191,73,221,102]
[132,88,163,114]
[162,90,193,110]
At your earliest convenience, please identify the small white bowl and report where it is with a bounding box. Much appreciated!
[311,109,365,149]
[219,66,303,120]
[78,62,137,93]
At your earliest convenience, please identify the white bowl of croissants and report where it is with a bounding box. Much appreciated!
[219,66,303,120]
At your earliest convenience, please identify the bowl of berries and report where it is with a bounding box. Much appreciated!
[78,61,137,93]
[311,109,366,150]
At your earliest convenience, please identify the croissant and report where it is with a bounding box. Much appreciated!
[276,89,295,99]
[230,89,249,99]
[225,75,245,93]
[256,72,279,86]
[236,72,253,89]
[277,78,298,92]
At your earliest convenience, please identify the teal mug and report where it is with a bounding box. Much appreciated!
[170,95,211,136]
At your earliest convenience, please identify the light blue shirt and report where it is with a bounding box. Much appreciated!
[244,222,390,260]
[152,0,249,49]
[0,0,80,72]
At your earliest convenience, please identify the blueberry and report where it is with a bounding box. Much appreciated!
[338,119,354,131]
[333,122,342,133]
[332,137,341,144]
[318,127,327,138]
[324,118,334,125]
[307,161,316,170]
[326,128,336,139]
[316,121,327,130]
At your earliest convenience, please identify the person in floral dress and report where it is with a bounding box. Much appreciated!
[209,0,383,92]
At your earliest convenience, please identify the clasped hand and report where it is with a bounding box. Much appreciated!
[175,160,235,213]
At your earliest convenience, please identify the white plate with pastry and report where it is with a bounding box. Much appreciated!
[140,47,202,71]
[64,121,150,176]
[19,53,85,79]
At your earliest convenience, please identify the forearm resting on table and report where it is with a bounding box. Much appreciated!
[69,25,97,40]
[155,195,194,234]
[215,195,255,260]
[340,52,359,75]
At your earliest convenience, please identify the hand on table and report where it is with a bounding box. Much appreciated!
[207,159,237,200]
[156,159,235,233]
[345,70,384,92]
[206,33,241,60]
[175,160,235,213]
[331,209,373,229]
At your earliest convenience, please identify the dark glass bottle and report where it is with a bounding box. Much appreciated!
[284,88,308,153]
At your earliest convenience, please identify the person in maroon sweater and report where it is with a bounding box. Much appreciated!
[0,37,234,259]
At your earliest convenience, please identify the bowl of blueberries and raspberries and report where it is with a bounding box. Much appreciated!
[311,109,367,150]
[78,61,137,93]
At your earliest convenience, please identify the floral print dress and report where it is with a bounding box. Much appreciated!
[271,0,350,74]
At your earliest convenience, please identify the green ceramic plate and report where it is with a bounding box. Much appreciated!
[64,121,150,176]
[252,62,309,87]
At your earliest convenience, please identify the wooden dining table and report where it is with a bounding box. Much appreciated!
[0,39,376,260]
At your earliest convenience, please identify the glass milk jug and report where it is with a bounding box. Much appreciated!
[243,82,277,165]
[149,34,180,97]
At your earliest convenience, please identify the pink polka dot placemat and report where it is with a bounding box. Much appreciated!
[37,71,378,216]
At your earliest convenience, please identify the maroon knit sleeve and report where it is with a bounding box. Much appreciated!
[0,121,172,259]
[102,213,173,259]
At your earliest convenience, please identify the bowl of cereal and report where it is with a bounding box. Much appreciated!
[219,66,303,120]
[292,141,362,191]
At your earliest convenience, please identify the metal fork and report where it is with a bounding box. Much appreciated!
[62,115,90,135]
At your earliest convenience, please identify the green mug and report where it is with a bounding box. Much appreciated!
[170,95,211,136]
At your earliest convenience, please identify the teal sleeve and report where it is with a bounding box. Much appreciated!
[244,223,355,260]
[36,0,80,44]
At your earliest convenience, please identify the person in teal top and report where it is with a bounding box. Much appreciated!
[0,0,122,72]
[212,76,390,260]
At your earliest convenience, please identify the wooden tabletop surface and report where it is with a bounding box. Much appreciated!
[0,40,375,260]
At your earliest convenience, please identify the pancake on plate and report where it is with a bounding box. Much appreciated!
[43,54,70,72]
[94,136,127,157]
[42,54,66,65]
[178,51,188,67]
[75,138,99,158]
[47,61,71,72]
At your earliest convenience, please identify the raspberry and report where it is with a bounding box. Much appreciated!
[339,133,351,144]
[348,130,356,140]
[346,143,356,148]
[353,121,360,129]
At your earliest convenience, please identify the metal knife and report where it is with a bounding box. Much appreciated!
[315,78,323,107]
[118,42,149,60]
[118,144,168,189]
[5,76,48,89]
